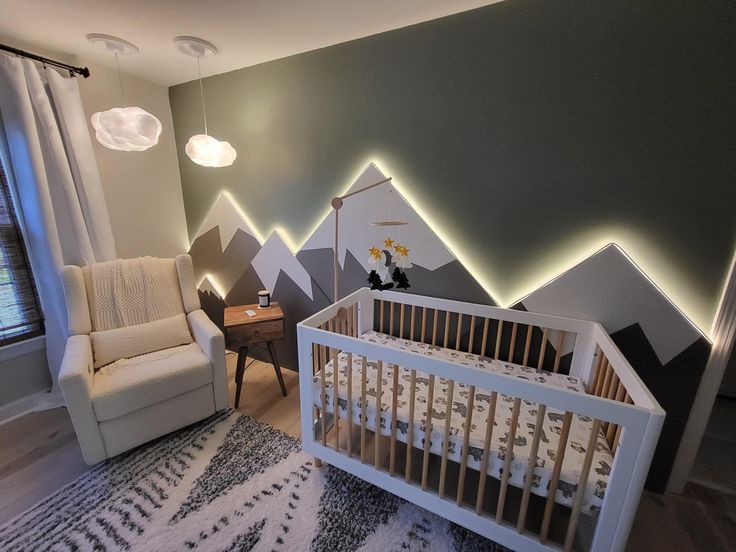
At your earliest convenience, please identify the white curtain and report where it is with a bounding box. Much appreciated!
[0,54,116,404]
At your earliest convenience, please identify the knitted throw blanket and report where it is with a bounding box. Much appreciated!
[88,257,184,331]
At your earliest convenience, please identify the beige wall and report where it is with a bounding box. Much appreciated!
[0,35,188,259]
[77,61,189,258]
[0,37,187,413]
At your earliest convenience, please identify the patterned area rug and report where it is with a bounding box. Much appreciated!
[0,411,509,551]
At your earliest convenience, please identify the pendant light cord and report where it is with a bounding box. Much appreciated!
[197,55,208,135]
[114,53,126,108]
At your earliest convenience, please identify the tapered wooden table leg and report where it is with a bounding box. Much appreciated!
[267,341,288,397]
[234,346,248,408]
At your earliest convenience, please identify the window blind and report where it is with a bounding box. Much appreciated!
[0,160,43,346]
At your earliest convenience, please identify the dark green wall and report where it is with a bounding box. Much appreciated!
[169,0,735,332]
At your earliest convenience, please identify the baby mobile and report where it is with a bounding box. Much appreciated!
[367,186,412,291]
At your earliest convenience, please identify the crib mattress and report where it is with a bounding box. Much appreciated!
[312,331,613,514]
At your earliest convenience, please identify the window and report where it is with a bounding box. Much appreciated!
[0,159,43,345]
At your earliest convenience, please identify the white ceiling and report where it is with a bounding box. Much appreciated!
[0,0,502,86]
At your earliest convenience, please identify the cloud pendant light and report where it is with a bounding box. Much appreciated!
[87,34,161,152]
[174,36,236,168]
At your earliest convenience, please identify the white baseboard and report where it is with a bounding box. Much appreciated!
[0,390,50,425]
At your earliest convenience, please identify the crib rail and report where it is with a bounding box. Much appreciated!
[374,299,573,375]
[297,288,664,552]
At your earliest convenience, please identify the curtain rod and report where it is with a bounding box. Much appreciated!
[0,43,90,78]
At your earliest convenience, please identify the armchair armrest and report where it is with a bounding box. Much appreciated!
[58,334,107,465]
[188,309,228,410]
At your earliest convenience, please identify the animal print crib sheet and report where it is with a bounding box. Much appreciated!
[311,331,613,514]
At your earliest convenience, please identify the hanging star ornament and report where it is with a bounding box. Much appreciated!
[383,237,395,249]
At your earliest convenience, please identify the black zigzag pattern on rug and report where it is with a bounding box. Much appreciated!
[1,411,510,552]
[170,414,300,524]
[0,410,233,552]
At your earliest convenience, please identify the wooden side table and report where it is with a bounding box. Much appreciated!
[224,302,288,408]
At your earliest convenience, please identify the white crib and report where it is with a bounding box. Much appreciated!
[297,288,664,552]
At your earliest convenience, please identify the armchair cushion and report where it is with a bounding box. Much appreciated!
[90,313,192,369]
[92,342,212,421]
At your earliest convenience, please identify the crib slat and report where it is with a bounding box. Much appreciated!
[374,360,383,469]
[399,303,405,339]
[594,358,609,397]
[312,342,319,380]
[420,307,427,343]
[540,411,573,544]
[603,373,620,434]
[537,328,549,369]
[590,349,605,394]
[612,424,623,455]
[421,374,436,490]
[468,315,476,354]
[443,311,451,348]
[508,322,518,362]
[405,369,417,482]
[522,325,533,366]
[320,338,328,447]
[517,404,547,533]
[476,391,499,514]
[379,300,384,333]
[495,321,503,359]
[389,364,400,475]
[481,318,490,357]
[607,373,620,400]
[410,305,416,341]
[601,364,615,400]
[564,419,602,552]
[606,381,627,443]
[389,302,395,337]
[312,343,320,442]
[599,361,613,398]
[496,397,522,522]
[360,356,368,464]
[457,386,476,506]
[553,331,566,373]
[347,304,352,337]
[432,309,439,346]
[455,313,463,351]
[347,305,353,337]
[346,352,353,458]
[333,347,340,452]
[438,380,455,498]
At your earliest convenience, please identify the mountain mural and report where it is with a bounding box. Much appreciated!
[513,244,711,492]
[298,163,494,305]
[187,164,711,493]
[188,162,498,372]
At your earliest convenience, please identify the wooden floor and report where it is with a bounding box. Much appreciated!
[1,353,734,551]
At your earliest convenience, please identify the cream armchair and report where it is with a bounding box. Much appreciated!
[58,254,227,465]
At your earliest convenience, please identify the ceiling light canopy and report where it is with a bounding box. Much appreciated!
[173,36,236,168]
[87,34,161,152]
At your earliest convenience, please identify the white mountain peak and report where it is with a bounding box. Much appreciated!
[198,274,226,299]
[252,231,314,300]
[196,192,263,252]
[300,163,456,272]
[521,244,704,365]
